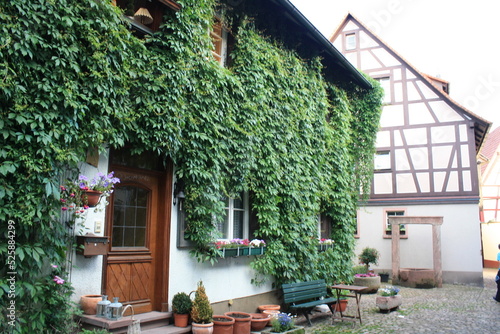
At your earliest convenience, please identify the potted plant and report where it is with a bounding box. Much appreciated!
[379,271,390,283]
[190,281,213,334]
[224,311,251,334]
[215,239,266,257]
[213,315,235,334]
[263,312,304,334]
[172,292,192,327]
[375,286,402,312]
[353,247,381,294]
[61,172,120,211]
[330,289,348,313]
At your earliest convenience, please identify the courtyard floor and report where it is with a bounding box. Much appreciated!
[295,268,499,334]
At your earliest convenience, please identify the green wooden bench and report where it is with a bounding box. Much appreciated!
[282,279,337,326]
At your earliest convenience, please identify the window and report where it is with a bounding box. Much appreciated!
[217,192,249,240]
[211,18,228,66]
[345,33,356,50]
[385,210,407,237]
[376,77,391,104]
[374,151,391,171]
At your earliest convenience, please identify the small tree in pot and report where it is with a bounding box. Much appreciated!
[354,247,381,294]
[358,247,380,273]
[172,292,192,327]
[191,281,213,334]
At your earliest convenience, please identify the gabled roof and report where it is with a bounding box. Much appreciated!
[257,1,372,89]
[331,13,491,153]
[479,126,500,174]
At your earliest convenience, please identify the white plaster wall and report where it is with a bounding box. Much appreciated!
[70,153,110,302]
[482,222,500,263]
[357,203,483,277]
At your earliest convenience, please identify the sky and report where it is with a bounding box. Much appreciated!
[289,0,500,131]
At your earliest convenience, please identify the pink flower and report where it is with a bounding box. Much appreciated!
[61,207,68,211]
[53,276,65,284]
[51,264,58,269]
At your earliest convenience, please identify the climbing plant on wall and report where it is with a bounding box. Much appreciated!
[0,0,382,332]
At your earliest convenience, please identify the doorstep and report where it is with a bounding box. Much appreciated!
[78,311,172,333]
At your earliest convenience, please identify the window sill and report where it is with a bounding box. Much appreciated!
[384,232,408,239]
[218,246,266,258]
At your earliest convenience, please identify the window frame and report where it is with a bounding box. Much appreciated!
[211,17,228,66]
[375,76,391,104]
[218,192,249,241]
[383,209,408,239]
[374,150,391,171]
[345,32,357,51]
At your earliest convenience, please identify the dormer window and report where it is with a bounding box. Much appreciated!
[345,33,356,50]
[211,18,228,66]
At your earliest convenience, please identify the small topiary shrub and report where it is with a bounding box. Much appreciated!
[190,281,213,324]
[172,292,193,314]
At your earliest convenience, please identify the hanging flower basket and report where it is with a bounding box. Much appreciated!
[82,190,103,207]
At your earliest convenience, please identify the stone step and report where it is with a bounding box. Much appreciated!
[79,311,172,333]
[142,325,192,334]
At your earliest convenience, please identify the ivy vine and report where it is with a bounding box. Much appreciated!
[0,0,382,332]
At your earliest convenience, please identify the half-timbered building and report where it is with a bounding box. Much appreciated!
[331,13,491,285]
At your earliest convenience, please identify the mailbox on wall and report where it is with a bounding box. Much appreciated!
[76,234,109,257]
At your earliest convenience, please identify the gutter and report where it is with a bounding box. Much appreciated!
[278,0,372,89]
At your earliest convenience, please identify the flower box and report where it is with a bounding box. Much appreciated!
[376,295,402,311]
[220,247,266,258]
[317,244,334,252]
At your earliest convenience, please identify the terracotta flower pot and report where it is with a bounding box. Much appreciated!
[174,313,190,327]
[333,299,348,313]
[213,315,235,334]
[80,294,102,315]
[250,313,270,331]
[224,311,251,334]
[258,304,280,312]
[262,310,280,318]
[192,322,214,334]
[82,190,102,207]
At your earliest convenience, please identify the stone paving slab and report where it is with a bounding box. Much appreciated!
[296,269,499,334]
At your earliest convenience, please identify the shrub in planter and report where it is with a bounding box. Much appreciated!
[358,247,380,273]
[172,292,192,327]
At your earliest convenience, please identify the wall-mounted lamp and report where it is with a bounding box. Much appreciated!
[134,8,153,25]
[173,180,185,206]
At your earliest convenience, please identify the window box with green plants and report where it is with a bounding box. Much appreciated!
[317,238,334,252]
[215,239,266,258]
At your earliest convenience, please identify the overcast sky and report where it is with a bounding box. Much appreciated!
[289,0,500,131]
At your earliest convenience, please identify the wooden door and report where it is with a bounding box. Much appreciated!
[104,166,168,314]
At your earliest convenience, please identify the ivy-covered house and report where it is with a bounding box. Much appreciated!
[331,13,491,286]
[0,1,382,332]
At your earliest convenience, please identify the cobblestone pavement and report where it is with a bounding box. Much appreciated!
[296,269,499,334]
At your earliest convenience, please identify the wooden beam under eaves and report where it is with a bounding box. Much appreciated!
[158,0,181,11]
